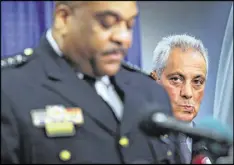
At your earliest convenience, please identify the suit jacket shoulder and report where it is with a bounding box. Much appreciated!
[119,61,172,116]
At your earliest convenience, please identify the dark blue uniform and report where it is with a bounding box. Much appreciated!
[1,36,178,164]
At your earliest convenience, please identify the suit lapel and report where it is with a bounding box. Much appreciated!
[36,36,118,135]
[114,68,147,135]
[120,85,145,134]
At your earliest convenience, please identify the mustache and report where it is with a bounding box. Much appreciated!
[102,47,128,56]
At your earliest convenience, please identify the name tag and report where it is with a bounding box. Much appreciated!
[45,121,75,137]
[30,105,84,137]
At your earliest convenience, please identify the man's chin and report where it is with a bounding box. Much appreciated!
[98,64,121,77]
[175,113,195,122]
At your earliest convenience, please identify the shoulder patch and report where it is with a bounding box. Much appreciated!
[121,61,151,77]
[1,48,34,69]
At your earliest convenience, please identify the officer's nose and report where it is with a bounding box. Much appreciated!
[111,22,132,49]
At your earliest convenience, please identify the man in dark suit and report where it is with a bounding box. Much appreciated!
[150,34,209,164]
[1,1,177,164]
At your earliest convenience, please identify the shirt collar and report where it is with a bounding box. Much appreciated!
[46,29,63,57]
[99,76,111,86]
[189,122,193,127]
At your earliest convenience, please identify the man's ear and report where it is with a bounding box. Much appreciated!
[53,4,72,34]
[150,71,157,80]
[150,71,161,84]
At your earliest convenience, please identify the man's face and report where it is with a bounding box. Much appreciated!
[55,1,138,77]
[157,48,207,122]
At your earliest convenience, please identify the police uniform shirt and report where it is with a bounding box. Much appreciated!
[46,29,124,120]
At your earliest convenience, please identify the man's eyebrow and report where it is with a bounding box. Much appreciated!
[193,75,206,79]
[167,72,184,78]
[94,10,138,20]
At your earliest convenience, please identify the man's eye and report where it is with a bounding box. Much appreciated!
[193,79,204,86]
[100,16,118,29]
[170,77,183,83]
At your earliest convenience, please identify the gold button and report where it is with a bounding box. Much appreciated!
[59,150,71,161]
[119,136,129,147]
[167,150,172,156]
[24,48,33,56]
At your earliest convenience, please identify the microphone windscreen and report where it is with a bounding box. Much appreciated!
[192,155,212,164]
[195,116,233,141]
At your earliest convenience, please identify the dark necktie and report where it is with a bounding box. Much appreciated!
[83,74,96,86]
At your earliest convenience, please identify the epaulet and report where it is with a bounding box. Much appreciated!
[1,48,34,69]
[121,61,151,78]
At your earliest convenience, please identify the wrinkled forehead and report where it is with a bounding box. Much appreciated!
[167,47,205,63]
[165,48,207,77]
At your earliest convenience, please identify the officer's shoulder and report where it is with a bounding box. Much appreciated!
[121,61,154,80]
[1,48,35,69]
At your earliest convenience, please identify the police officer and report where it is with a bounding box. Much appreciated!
[1,1,177,164]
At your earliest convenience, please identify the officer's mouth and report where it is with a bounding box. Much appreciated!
[105,52,123,62]
[102,50,125,63]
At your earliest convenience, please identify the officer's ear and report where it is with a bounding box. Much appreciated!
[150,71,161,84]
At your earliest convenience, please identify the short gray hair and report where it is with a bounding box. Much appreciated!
[152,34,209,78]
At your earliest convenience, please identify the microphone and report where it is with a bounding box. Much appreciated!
[192,145,233,164]
[195,116,233,140]
[139,110,233,164]
[192,140,214,164]
[139,110,233,159]
[192,155,212,164]
[139,111,233,145]
[191,116,233,164]
[193,116,233,157]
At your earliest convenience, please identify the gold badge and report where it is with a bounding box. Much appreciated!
[45,121,75,137]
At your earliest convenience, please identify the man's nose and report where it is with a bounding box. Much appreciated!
[111,22,132,49]
[180,83,193,99]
